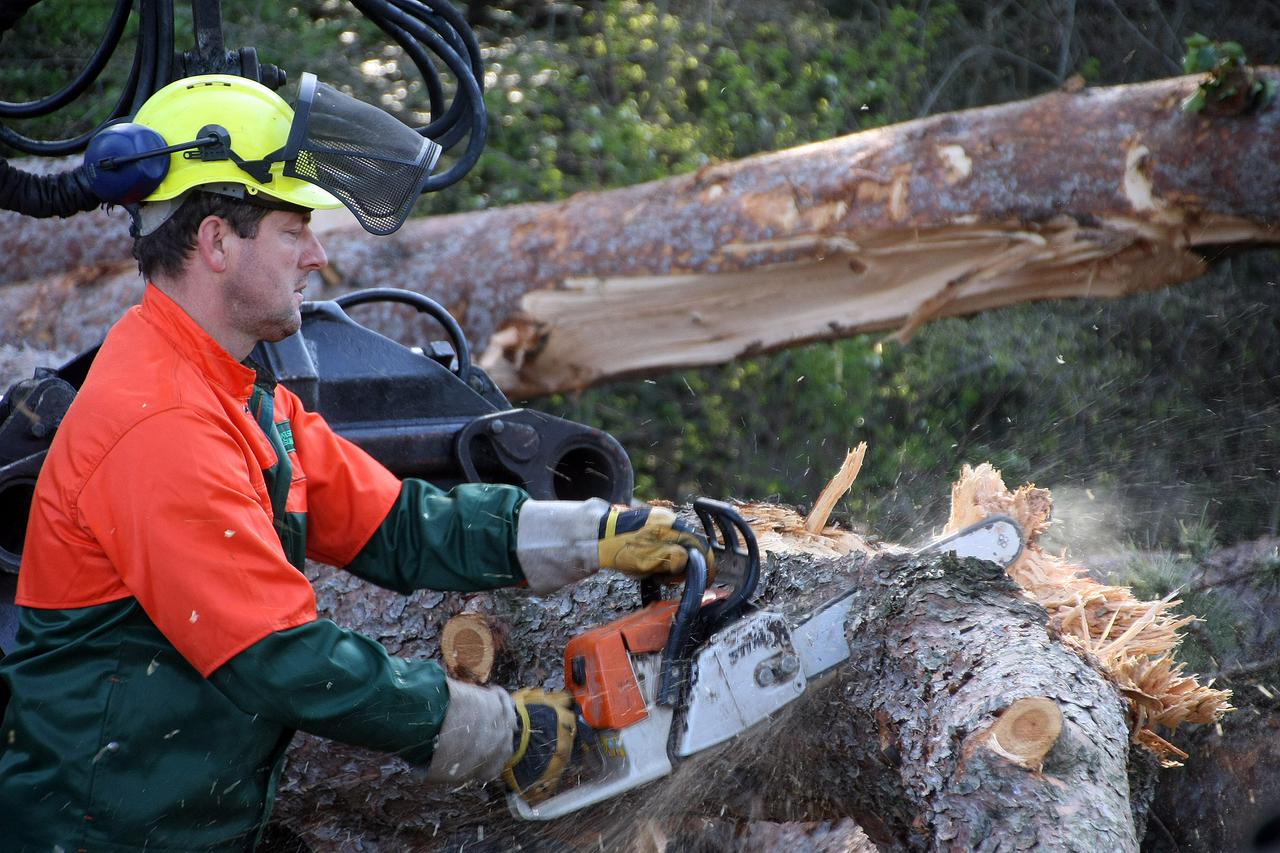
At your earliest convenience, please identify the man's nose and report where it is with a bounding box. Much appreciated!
[301,228,328,271]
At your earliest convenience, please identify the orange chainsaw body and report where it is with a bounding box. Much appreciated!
[565,589,729,730]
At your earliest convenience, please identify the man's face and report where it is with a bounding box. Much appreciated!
[225,209,328,344]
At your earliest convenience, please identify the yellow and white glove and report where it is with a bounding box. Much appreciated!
[596,505,712,580]
[516,499,713,593]
[502,688,578,804]
[421,680,581,801]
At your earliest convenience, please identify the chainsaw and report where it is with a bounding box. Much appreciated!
[508,499,1025,820]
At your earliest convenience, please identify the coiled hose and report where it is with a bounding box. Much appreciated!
[0,0,486,218]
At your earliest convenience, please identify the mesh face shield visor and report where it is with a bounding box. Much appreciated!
[281,73,443,235]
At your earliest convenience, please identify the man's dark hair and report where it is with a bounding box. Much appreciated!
[132,191,271,280]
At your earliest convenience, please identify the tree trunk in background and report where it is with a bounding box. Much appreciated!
[2,72,1278,397]
[275,542,1146,852]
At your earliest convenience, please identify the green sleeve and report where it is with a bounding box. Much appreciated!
[209,620,447,765]
[345,479,530,594]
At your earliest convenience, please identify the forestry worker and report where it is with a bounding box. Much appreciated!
[0,74,710,852]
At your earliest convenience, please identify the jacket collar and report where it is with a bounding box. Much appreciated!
[139,283,257,402]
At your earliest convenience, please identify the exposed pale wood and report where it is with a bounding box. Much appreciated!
[804,442,866,533]
[988,696,1064,769]
[4,73,1279,398]
[439,612,499,683]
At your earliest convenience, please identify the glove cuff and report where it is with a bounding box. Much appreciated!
[422,678,518,783]
[516,498,610,593]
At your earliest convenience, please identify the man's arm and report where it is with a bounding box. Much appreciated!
[208,619,516,778]
[280,393,531,592]
[283,388,712,596]
[79,407,518,777]
[342,479,528,593]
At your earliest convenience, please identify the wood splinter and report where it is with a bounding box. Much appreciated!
[440,612,502,684]
[987,696,1063,770]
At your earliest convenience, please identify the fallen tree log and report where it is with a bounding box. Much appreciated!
[3,72,1278,396]
[272,466,1227,851]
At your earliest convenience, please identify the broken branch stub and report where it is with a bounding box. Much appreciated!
[988,696,1064,770]
[440,611,501,684]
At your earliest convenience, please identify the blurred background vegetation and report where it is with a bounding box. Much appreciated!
[2,0,1278,552]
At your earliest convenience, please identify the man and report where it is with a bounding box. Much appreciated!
[0,75,709,851]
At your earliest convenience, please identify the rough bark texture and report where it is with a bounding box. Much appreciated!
[3,72,1278,396]
[274,542,1144,852]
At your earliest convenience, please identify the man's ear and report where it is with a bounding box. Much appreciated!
[194,215,234,274]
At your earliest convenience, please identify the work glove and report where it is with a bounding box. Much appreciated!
[503,688,579,803]
[597,505,713,580]
[516,498,713,593]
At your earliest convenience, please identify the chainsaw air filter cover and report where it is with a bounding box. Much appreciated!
[283,73,442,235]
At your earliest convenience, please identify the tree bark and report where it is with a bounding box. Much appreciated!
[275,538,1145,851]
[3,72,1278,396]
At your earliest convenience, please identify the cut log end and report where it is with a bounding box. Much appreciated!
[988,696,1064,769]
[440,612,499,683]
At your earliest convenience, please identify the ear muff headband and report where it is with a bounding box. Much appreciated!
[86,122,279,206]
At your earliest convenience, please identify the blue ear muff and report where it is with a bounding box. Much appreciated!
[85,123,170,205]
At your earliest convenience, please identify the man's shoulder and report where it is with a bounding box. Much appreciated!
[51,311,228,476]
[78,309,207,418]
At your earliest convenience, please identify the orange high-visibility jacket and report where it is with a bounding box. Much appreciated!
[0,284,528,851]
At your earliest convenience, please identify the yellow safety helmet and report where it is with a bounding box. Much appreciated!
[132,74,341,210]
[87,72,441,235]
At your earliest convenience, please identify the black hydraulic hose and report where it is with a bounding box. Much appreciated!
[130,0,161,114]
[390,0,477,86]
[153,0,173,90]
[352,0,487,189]
[0,0,133,119]
[400,0,482,82]
[0,24,144,157]
[367,14,447,125]
[353,0,464,136]
[376,4,486,185]
[0,158,100,217]
[398,0,484,141]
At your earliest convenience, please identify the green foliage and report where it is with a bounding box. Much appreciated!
[1180,32,1276,114]
[1182,32,1249,75]
[1252,547,1280,595]
[1177,514,1219,564]
[425,0,960,214]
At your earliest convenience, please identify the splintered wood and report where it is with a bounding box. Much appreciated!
[946,462,1232,765]
[804,443,867,533]
[728,444,873,559]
